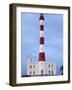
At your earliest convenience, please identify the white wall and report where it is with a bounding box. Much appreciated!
[0,0,72,90]
[38,61,46,75]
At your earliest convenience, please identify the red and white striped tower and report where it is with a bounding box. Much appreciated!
[39,14,45,61]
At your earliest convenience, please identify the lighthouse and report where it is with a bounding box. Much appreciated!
[37,14,46,75]
[26,14,56,76]
[39,14,45,61]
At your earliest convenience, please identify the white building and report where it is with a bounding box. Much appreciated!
[27,58,56,76]
[26,14,56,76]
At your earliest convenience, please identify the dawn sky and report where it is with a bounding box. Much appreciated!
[21,13,63,76]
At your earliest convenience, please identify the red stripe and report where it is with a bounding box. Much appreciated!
[40,37,44,44]
[39,52,45,61]
[40,25,44,31]
[39,16,44,20]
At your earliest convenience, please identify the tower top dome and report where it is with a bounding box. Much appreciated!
[39,13,44,20]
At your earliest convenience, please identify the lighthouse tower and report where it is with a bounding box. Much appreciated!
[38,14,46,75]
[39,14,45,61]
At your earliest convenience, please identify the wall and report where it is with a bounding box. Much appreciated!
[0,0,72,90]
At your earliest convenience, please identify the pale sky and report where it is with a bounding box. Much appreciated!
[21,13,63,76]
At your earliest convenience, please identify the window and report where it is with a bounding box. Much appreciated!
[52,64,53,68]
[33,65,35,68]
[33,71,35,75]
[41,48,43,51]
[52,70,53,75]
[30,71,32,76]
[48,64,50,68]
[30,65,32,68]
[49,70,50,75]
[41,70,43,75]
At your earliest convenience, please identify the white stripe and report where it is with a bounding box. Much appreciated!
[40,31,44,37]
[39,45,44,52]
[40,20,44,25]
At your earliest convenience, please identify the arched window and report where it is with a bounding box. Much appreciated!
[33,71,35,75]
[52,70,53,75]
[30,65,32,68]
[49,70,50,75]
[30,71,32,76]
[33,65,35,68]
[41,70,43,75]
[48,64,50,68]
[52,64,53,68]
